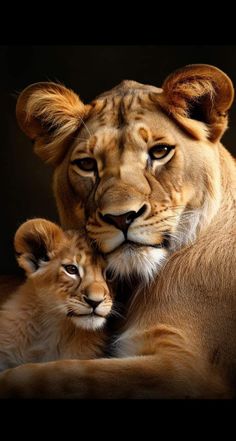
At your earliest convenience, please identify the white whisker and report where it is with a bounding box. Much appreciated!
[110,308,124,320]
[78,116,93,137]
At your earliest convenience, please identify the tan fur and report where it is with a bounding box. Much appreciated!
[16,82,91,165]
[0,219,112,372]
[0,64,235,398]
[0,275,24,307]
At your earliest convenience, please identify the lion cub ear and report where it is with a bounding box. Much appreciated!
[14,219,65,275]
[158,64,234,142]
[16,82,91,166]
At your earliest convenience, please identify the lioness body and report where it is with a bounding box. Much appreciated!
[0,64,235,398]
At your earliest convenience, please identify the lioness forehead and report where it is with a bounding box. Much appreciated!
[89,82,163,128]
[72,88,182,154]
[71,82,184,155]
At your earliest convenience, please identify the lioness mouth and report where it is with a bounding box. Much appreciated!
[125,241,162,249]
[121,238,170,250]
[103,236,170,257]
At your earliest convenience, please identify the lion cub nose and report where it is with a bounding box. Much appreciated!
[84,297,102,310]
[83,283,106,310]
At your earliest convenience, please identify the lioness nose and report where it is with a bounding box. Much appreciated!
[100,205,146,233]
[83,297,103,310]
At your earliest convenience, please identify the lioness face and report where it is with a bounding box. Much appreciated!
[16,66,234,280]
[53,89,221,280]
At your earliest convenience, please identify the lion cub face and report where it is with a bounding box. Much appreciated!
[15,219,112,330]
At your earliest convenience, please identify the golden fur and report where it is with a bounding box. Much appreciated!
[0,275,23,307]
[0,64,235,398]
[0,219,112,372]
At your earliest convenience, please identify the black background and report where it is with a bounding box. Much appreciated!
[1,45,236,274]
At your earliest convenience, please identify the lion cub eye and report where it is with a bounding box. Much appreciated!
[63,264,79,275]
[71,158,97,172]
[149,145,175,160]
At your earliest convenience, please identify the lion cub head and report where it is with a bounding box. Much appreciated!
[15,219,112,330]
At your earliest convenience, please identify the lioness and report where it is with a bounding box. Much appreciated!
[0,64,235,398]
[0,219,112,372]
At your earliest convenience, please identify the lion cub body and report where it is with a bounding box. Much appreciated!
[0,283,104,371]
[0,219,112,371]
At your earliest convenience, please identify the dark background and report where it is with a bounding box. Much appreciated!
[1,45,236,274]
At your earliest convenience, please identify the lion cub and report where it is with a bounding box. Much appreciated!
[0,219,113,371]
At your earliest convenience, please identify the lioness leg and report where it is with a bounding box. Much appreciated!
[0,353,229,399]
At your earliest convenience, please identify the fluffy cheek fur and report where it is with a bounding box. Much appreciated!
[106,246,168,283]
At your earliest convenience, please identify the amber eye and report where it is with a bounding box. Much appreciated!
[149,145,175,160]
[63,264,79,275]
[71,158,97,172]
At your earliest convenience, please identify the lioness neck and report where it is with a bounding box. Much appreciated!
[219,144,236,204]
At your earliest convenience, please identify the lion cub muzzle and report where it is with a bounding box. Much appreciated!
[82,281,110,315]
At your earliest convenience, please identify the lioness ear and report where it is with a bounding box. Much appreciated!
[14,218,65,275]
[158,64,234,142]
[16,82,91,165]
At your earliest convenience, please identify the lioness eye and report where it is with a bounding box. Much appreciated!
[149,145,175,160]
[71,158,97,172]
[63,264,79,275]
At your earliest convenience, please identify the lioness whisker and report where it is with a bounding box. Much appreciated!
[78,116,93,137]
